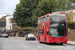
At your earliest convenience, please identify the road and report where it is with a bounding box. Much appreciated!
[0,37,75,50]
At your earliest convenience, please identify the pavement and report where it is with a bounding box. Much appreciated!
[67,41,75,46]
[9,37,75,45]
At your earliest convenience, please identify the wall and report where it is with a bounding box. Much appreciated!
[73,17,75,21]
[15,27,32,37]
[12,24,19,31]
[68,29,75,41]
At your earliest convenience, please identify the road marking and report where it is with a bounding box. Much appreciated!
[38,46,43,48]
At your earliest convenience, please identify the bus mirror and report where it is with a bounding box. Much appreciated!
[68,28,70,32]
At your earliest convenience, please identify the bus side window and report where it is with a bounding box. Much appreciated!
[38,18,41,23]
[46,15,49,21]
[42,29,44,35]
[39,29,44,35]
[39,30,41,35]
[42,17,45,22]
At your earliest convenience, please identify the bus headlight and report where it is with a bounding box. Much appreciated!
[65,38,67,40]
[50,37,54,40]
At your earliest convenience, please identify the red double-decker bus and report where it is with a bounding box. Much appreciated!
[37,13,68,45]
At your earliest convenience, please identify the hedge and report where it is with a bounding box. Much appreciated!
[68,21,75,29]
[33,27,37,31]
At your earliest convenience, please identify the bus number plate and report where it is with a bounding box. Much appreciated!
[56,42,60,43]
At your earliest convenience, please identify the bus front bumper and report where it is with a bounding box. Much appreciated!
[48,39,67,43]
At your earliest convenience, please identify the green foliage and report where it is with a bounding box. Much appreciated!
[13,0,75,27]
[68,21,75,29]
[66,14,71,21]
[33,27,37,31]
[56,0,74,11]
[4,15,10,17]
[70,0,75,3]
[33,0,59,27]
[13,0,40,27]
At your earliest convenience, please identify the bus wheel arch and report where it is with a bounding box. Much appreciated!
[60,43,63,45]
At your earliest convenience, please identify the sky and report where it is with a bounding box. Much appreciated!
[0,0,19,18]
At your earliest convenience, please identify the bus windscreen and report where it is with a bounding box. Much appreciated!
[50,28,67,37]
[50,14,67,37]
[50,14,66,22]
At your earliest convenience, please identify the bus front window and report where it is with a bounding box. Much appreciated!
[50,28,67,37]
[50,14,67,37]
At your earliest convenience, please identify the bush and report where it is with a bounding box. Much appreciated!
[33,27,37,31]
[68,21,75,29]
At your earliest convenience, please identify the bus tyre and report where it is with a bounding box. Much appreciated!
[28,39,29,41]
[39,37,41,43]
[60,43,63,45]
[44,38,46,44]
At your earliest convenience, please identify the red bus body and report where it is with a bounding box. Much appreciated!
[37,14,68,44]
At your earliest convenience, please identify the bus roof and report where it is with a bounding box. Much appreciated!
[38,13,50,19]
[38,13,66,19]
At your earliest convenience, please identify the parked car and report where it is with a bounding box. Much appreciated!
[1,33,8,38]
[25,34,36,41]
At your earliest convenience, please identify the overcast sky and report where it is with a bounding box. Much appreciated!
[0,0,19,18]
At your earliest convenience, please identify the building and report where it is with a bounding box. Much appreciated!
[6,15,19,31]
[72,10,75,21]
[6,15,19,36]
[0,17,6,32]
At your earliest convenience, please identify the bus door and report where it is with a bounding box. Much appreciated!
[40,23,45,42]
[46,26,50,43]
[38,24,44,42]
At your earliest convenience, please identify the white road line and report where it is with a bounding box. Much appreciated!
[38,46,43,48]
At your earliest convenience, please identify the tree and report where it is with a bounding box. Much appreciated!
[13,0,74,27]
[4,15,10,17]
[13,0,40,27]
[55,0,74,11]
[33,0,59,26]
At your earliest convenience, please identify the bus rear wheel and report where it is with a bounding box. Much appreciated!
[39,37,41,43]
[60,43,63,45]
[44,38,46,44]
